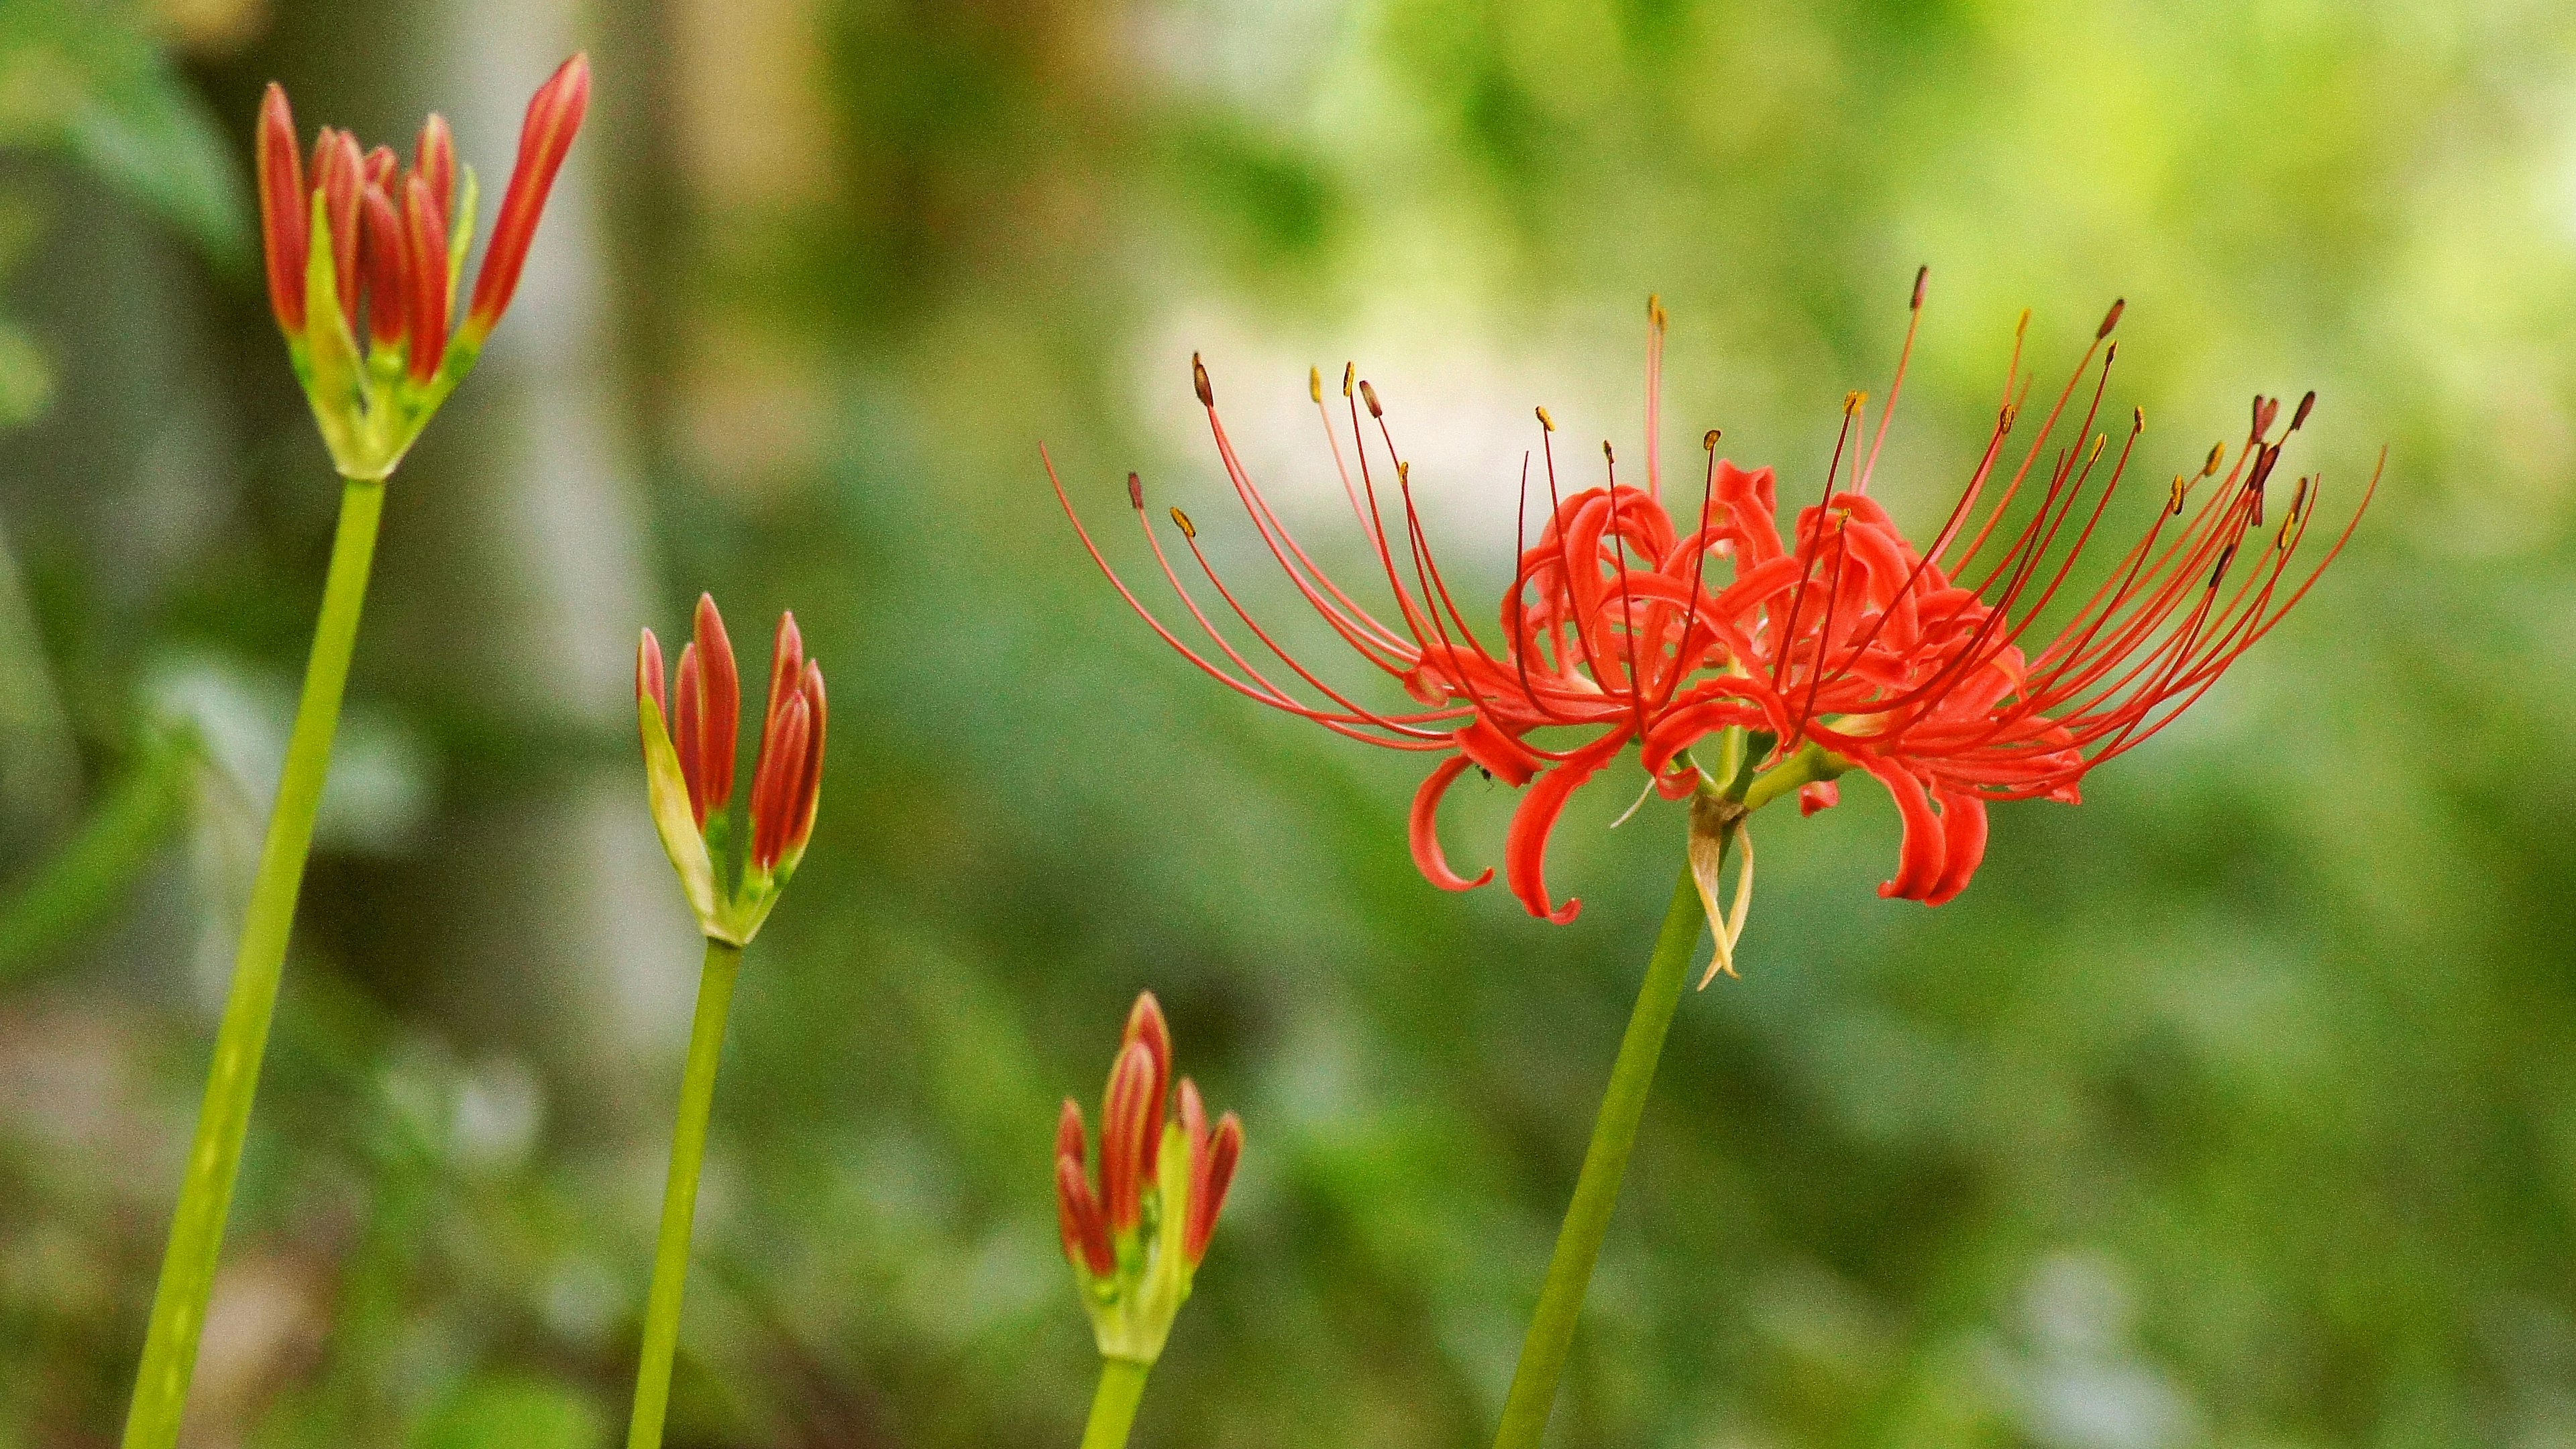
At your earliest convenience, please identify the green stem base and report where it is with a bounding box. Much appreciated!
[1491,861,1709,1449]
[1080,1358,1152,1449]
[120,478,386,1449]
[625,938,745,1449]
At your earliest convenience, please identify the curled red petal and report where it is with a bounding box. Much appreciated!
[1923,787,1988,906]
[1503,731,1629,923]
[1797,779,1839,817]
[1452,716,1541,787]
[1408,755,1493,892]
[1856,755,1944,901]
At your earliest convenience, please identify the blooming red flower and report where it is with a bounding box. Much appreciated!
[637,595,827,943]
[1055,992,1243,1363]
[1051,279,2371,926]
[257,55,590,478]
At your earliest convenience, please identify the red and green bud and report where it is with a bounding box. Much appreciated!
[1055,991,1243,1364]
[253,56,589,480]
[635,594,828,945]
[462,54,590,341]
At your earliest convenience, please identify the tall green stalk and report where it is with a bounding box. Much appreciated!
[625,938,745,1449]
[1079,1358,1151,1449]
[1492,860,1709,1449]
[121,478,386,1449]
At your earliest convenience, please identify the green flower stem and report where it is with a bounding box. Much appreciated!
[1493,859,1709,1449]
[1079,1358,1152,1449]
[121,478,386,1449]
[626,937,745,1449]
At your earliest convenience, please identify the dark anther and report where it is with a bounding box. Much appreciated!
[1192,353,1213,407]
[1126,472,1144,510]
[2097,297,2125,338]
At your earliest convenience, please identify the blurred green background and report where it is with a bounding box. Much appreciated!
[3,0,2575,1445]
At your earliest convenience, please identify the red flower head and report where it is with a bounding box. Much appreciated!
[1055,991,1243,1364]
[637,595,827,943]
[1050,278,2371,949]
[256,55,590,479]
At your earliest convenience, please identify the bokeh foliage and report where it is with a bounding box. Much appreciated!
[3,1,2575,1447]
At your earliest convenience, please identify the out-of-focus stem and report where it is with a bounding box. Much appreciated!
[1491,860,1708,1449]
[625,937,745,1449]
[121,478,387,1449]
[1079,1358,1152,1449]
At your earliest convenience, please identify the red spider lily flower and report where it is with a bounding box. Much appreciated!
[1055,991,1244,1364]
[256,55,590,480]
[1049,280,2371,942]
[636,594,828,943]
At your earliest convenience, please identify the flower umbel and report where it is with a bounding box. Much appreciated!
[1051,278,2372,940]
[1055,992,1244,1366]
[637,595,827,944]
[257,54,589,480]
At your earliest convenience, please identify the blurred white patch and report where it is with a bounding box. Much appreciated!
[1995,1251,2201,1449]
[451,1055,545,1173]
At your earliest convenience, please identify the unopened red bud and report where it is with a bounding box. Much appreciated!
[359,183,409,351]
[1055,1153,1115,1275]
[692,593,740,814]
[402,174,451,383]
[257,84,309,334]
[786,663,825,857]
[314,127,365,325]
[464,54,590,337]
[673,643,704,825]
[1124,993,1172,1182]
[361,145,395,191]
[1099,1040,1161,1233]
[749,693,810,872]
[636,629,666,714]
[1057,1097,1087,1169]
[1186,1104,1243,1267]
[416,113,455,217]
[763,612,806,749]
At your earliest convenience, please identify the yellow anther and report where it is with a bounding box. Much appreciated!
[1536,405,1555,433]
[1169,506,1196,539]
[1309,366,1322,404]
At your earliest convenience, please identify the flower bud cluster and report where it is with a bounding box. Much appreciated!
[1055,993,1242,1364]
[257,55,588,479]
[637,594,827,944]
